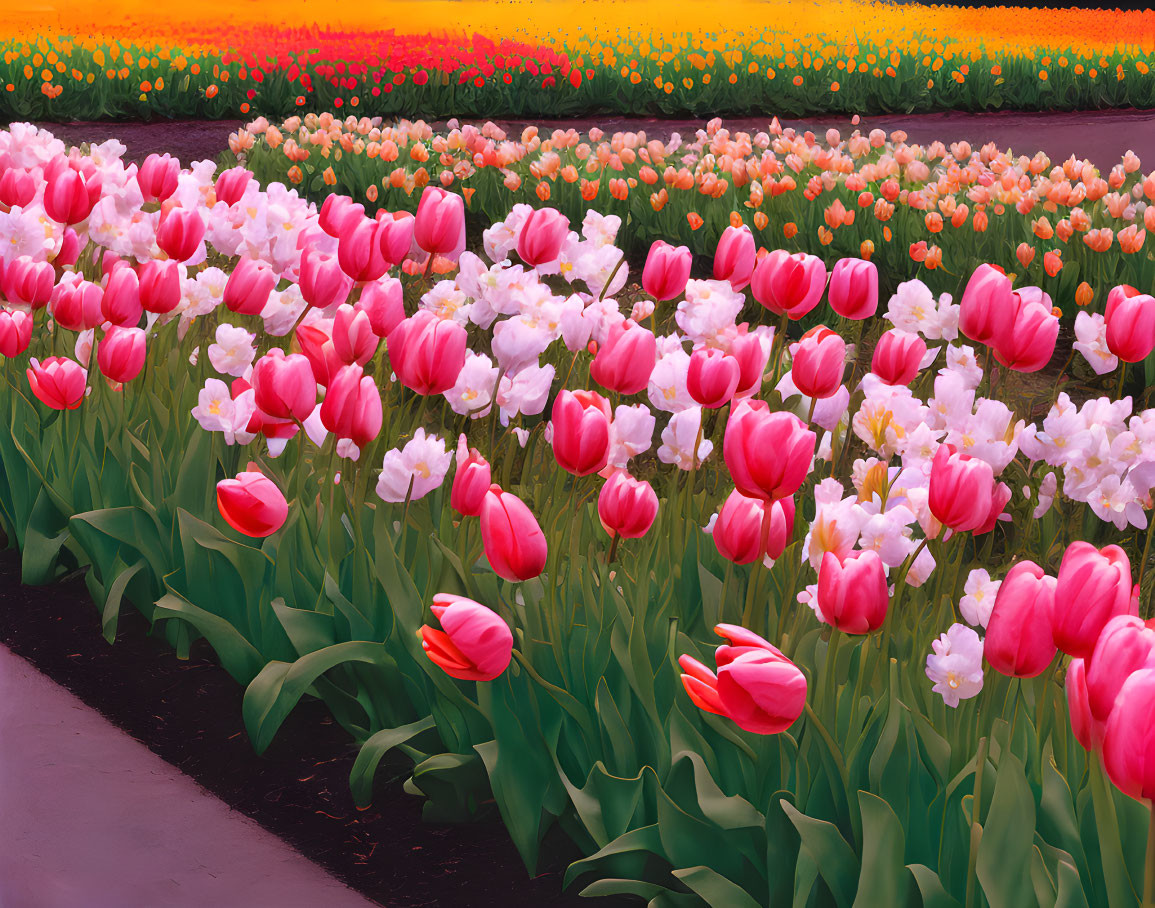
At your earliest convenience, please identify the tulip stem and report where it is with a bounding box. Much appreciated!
[1138,516,1155,617]
[965,736,989,908]
[606,534,620,565]
[1144,805,1155,908]
[598,253,627,302]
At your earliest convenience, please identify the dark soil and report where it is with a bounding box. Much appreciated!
[30,119,245,167]
[0,548,603,908]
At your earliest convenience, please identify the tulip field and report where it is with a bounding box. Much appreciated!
[7,114,1155,908]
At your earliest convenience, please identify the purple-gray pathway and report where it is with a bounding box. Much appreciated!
[0,644,376,908]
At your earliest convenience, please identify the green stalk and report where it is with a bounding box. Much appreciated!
[1145,805,1155,908]
[965,736,989,908]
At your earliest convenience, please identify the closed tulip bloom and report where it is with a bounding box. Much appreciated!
[136,152,179,203]
[1052,542,1135,660]
[590,319,657,395]
[296,322,343,388]
[994,290,1058,373]
[43,166,101,225]
[421,594,513,682]
[0,167,35,208]
[728,327,771,397]
[1104,285,1155,363]
[598,470,659,539]
[974,481,1012,536]
[1085,615,1155,723]
[388,310,467,395]
[251,348,317,422]
[984,560,1058,678]
[319,194,366,238]
[101,265,143,327]
[959,263,1014,346]
[480,486,548,581]
[517,207,570,267]
[224,257,277,316]
[138,259,182,314]
[827,257,879,319]
[712,490,767,565]
[713,225,756,292]
[333,304,379,365]
[451,439,491,517]
[1065,658,1098,751]
[929,444,995,533]
[298,249,352,309]
[375,211,416,266]
[216,470,289,538]
[0,309,34,357]
[687,347,741,408]
[750,249,827,320]
[791,326,846,400]
[338,216,390,283]
[642,240,692,301]
[26,356,87,410]
[724,400,816,502]
[56,228,82,268]
[155,207,205,263]
[356,277,405,338]
[1102,668,1155,800]
[320,363,383,449]
[214,167,253,207]
[97,326,146,384]
[551,389,612,476]
[3,256,54,309]
[818,549,889,634]
[871,329,927,386]
[413,186,466,259]
[52,275,104,333]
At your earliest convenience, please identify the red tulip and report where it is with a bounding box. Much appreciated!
[214,167,253,207]
[338,216,390,283]
[1066,658,1098,751]
[296,322,343,387]
[136,153,179,203]
[984,560,1058,678]
[451,442,491,517]
[43,166,101,225]
[216,469,288,538]
[1104,285,1155,363]
[817,549,889,634]
[138,260,182,314]
[827,257,878,320]
[388,310,467,395]
[1102,668,1155,800]
[642,240,692,301]
[0,309,34,357]
[723,400,816,502]
[791,326,846,400]
[929,444,996,533]
[356,277,405,338]
[333,304,379,365]
[3,256,54,309]
[375,211,416,267]
[713,225,756,292]
[517,208,570,267]
[97,326,146,384]
[251,348,317,422]
[1085,615,1155,723]
[959,263,1014,347]
[421,594,512,682]
[298,249,352,309]
[156,207,205,263]
[319,363,382,449]
[1052,542,1136,660]
[551,389,612,476]
[589,319,656,395]
[479,486,548,581]
[318,194,366,239]
[224,257,277,316]
[598,470,659,539]
[871,329,927,386]
[750,249,826,320]
[687,347,741,409]
[26,356,86,410]
[413,186,465,259]
[993,288,1058,373]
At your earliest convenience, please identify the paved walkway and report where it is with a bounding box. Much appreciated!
[0,644,376,908]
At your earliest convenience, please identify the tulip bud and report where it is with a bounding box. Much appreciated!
[224,257,277,316]
[589,319,657,396]
[375,211,416,267]
[1102,668,1155,800]
[156,207,205,263]
[642,240,692,301]
[871,329,927,386]
[750,249,826,320]
[517,207,570,267]
[0,167,35,208]
[101,265,143,327]
[50,276,102,334]
[97,325,147,384]
[356,277,405,338]
[298,249,352,309]
[43,166,101,225]
[413,186,465,260]
[724,400,816,502]
[1104,285,1155,363]
[251,348,317,422]
[1065,658,1097,751]
[598,470,659,539]
[214,167,254,207]
[817,549,889,634]
[337,216,390,283]
[0,308,34,357]
[138,259,182,314]
[136,152,179,203]
[713,225,756,292]
[827,257,878,319]
[333,304,379,365]
[451,439,491,517]
[480,486,548,581]
[1085,615,1155,724]
[1052,542,1135,660]
[319,363,382,449]
[993,288,1058,373]
[3,256,55,309]
[958,263,1013,347]
[687,347,741,408]
[216,470,289,538]
[791,326,846,400]
[551,389,612,476]
[984,560,1057,678]
[318,194,366,238]
[388,310,467,395]
[929,444,996,533]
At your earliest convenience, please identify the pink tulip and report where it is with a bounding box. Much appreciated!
[871,329,927,386]
[928,444,996,533]
[413,186,465,259]
[96,326,146,384]
[1052,542,1136,660]
[1104,285,1155,363]
[1066,658,1098,751]
[817,549,889,634]
[320,363,382,449]
[993,288,1058,373]
[138,260,182,314]
[728,327,771,397]
[1102,668,1155,800]
[0,309,34,357]
[712,490,794,565]
[156,207,205,263]
[356,278,405,338]
[3,256,54,309]
[984,560,1058,678]
[251,348,317,422]
[750,249,827,320]
[375,211,416,266]
[43,166,101,225]
[1085,615,1155,723]
[713,225,756,292]
[827,257,878,320]
[551,389,612,476]
[480,486,548,581]
[136,153,179,203]
[333,304,379,365]
[791,326,846,400]
[214,167,253,207]
[216,469,288,538]
[224,257,277,316]
[421,594,512,682]
[974,481,1012,536]
[388,310,467,395]
[101,265,143,327]
[517,208,570,267]
[56,228,82,268]
[589,319,656,396]
[319,195,366,239]
[296,323,343,388]
[724,400,816,502]
[598,470,659,539]
[642,240,692,301]
[687,347,741,409]
[51,276,104,332]
[338,216,390,283]
[679,624,807,734]
[959,263,1014,346]
[298,249,352,309]
[451,441,491,517]
[26,356,87,410]
[0,167,35,208]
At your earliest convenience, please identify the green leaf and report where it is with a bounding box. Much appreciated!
[1054,860,1091,908]
[781,801,860,908]
[349,716,437,807]
[853,792,908,908]
[22,488,71,584]
[152,589,265,683]
[99,558,145,643]
[977,750,1038,908]
[672,866,763,908]
[906,864,961,908]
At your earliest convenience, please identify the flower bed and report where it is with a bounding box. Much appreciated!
[2,1,1154,121]
[229,114,1155,316]
[1,122,1155,906]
